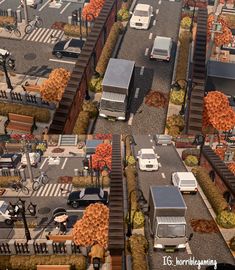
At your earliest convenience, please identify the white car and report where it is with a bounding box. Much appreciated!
[0,48,10,57]
[171,172,198,194]
[0,201,18,225]
[21,152,41,168]
[130,4,153,30]
[137,148,159,171]
[150,36,173,61]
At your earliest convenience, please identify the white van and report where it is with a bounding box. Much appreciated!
[172,172,198,194]
[150,36,173,61]
[24,0,43,9]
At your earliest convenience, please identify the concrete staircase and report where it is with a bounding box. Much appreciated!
[58,135,78,146]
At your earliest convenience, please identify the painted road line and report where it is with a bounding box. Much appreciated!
[43,29,56,43]
[40,158,48,170]
[148,134,151,137]
[161,173,166,178]
[31,28,44,41]
[60,2,71,14]
[140,66,144,75]
[50,30,64,44]
[0,0,5,4]
[158,0,161,5]
[186,243,192,255]
[153,19,156,26]
[39,0,50,11]
[61,157,68,170]
[38,28,51,42]
[32,185,43,197]
[150,139,153,143]
[149,32,153,39]
[128,113,134,126]
[48,184,57,196]
[35,184,46,197]
[156,9,159,14]
[55,184,62,196]
[49,59,76,64]
[44,184,54,197]
[17,4,21,9]
[152,145,155,149]
[34,28,47,42]
[145,48,149,56]
[159,162,162,167]
[134,88,140,99]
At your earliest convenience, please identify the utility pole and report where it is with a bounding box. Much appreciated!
[21,137,34,182]
[22,0,29,24]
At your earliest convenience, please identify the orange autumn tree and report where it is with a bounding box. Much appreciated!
[91,143,112,170]
[207,14,233,46]
[203,91,235,132]
[82,0,105,21]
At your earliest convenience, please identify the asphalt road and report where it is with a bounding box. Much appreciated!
[132,135,235,270]
[94,0,182,134]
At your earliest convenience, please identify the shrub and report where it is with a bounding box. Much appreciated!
[0,16,15,26]
[216,211,235,229]
[185,155,198,167]
[72,175,110,187]
[170,89,185,105]
[229,236,235,251]
[166,114,185,136]
[125,165,138,209]
[182,148,200,160]
[117,8,129,21]
[0,256,10,270]
[64,24,91,37]
[51,21,66,30]
[82,101,98,118]
[96,22,124,76]
[0,102,50,123]
[192,167,228,214]
[0,176,20,187]
[88,76,103,93]
[126,155,136,165]
[180,16,192,29]
[73,111,90,134]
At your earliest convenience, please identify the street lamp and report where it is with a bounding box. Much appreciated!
[21,135,34,182]
[8,199,37,241]
[96,159,108,189]
[0,51,15,91]
[192,134,205,165]
[126,188,147,238]
[124,135,137,167]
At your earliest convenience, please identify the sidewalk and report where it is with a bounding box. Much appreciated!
[0,20,26,40]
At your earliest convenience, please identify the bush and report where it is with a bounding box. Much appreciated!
[126,155,136,165]
[185,155,198,166]
[72,175,110,187]
[0,176,20,187]
[82,101,98,118]
[125,165,138,209]
[180,16,192,29]
[88,76,103,93]
[192,167,228,214]
[73,111,90,134]
[96,22,124,76]
[166,114,185,136]
[170,89,185,105]
[182,148,200,160]
[0,102,50,123]
[64,24,91,37]
[0,256,10,270]
[0,16,15,26]
[117,8,129,21]
[216,211,235,229]
[9,255,86,270]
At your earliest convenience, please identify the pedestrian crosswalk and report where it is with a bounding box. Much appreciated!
[31,183,73,197]
[22,27,64,44]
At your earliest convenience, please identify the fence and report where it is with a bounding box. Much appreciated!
[0,168,26,180]
[0,9,17,19]
[0,89,56,110]
[0,239,87,256]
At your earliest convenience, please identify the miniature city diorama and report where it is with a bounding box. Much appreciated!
[0,133,234,270]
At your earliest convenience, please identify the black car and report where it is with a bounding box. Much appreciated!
[52,38,85,59]
[0,153,22,169]
[67,188,109,208]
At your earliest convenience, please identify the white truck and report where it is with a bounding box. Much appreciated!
[148,186,193,251]
[99,58,135,121]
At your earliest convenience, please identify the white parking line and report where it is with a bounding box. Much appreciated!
[128,113,134,126]
[158,0,161,5]
[153,19,156,26]
[148,134,151,137]
[49,59,76,64]
[39,0,50,11]
[40,158,48,170]
[60,2,71,14]
[156,9,159,14]
[17,4,21,9]
[134,88,140,98]
[61,157,68,169]
[159,162,162,167]
[0,0,5,4]
[185,243,192,255]
[140,66,144,75]
[161,173,166,178]
[145,48,149,56]
[149,32,153,39]
[152,145,155,149]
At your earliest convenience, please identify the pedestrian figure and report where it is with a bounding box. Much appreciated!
[59,221,67,235]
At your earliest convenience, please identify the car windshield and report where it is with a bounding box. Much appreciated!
[153,49,168,56]
[157,224,186,238]
[0,202,8,214]
[64,39,72,50]
[79,188,85,198]
[141,153,155,159]
[134,10,149,17]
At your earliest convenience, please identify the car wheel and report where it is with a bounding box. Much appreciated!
[55,52,62,59]
[71,202,79,208]
[5,219,13,225]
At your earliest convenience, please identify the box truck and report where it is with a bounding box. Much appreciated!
[148,186,192,251]
[99,58,135,121]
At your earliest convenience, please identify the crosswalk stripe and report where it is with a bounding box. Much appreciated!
[34,27,47,42]
[44,29,56,43]
[31,183,72,197]
[38,28,51,42]
[23,28,64,44]
[31,28,44,41]
[55,184,62,196]
[34,184,44,196]
[25,29,37,40]
[48,29,60,44]
[37,183,48,196]
[49,184,58,196]
[44,184,54,196]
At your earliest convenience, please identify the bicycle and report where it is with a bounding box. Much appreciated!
[11,179,29,195]
[3,23,21,38]
[25,15,43,35]
[32,171,49,191]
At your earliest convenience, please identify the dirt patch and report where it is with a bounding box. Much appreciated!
[190,219,219,233]
[145,91,168,108]
[58,176,73,184]
[51,21,66,30]
[52,148,65,153]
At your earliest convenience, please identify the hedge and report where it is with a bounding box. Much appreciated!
[73,111,90,134]
[182,148,200,160]
[0,16,15,27]
[0,102,51,123]
[64,24,91,37]
[72,175,110,187]
[95,22,124,76]
[0,176,20,188]
[192,166,228,214]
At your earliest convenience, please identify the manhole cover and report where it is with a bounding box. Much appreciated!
[24,53,37,60]
[38,207,51,215]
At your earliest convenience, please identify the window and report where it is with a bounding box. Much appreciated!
[79,188,85,198]
[134,10,149,17]
[141,153,155,159]
[157,224,186,238]
[99,189,104,198]
[153,49,168,56]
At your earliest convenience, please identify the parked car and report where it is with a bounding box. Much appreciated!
[154,134,172,145]
[0,200,18,225]
[130,4,153,30]
[150,36,173,61]
[24,0,43,9]
[21,152,41,168]
[52,38,85,59]
[67,188,109,208]
[136,148,159,171]
[0,153,22,169]
[171,172,198,194]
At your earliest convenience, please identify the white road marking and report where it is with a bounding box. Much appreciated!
[185,243,192,255]
[128,113,134,126]
[17,4,21,8]
[149,32,153,39]
[148,134,151,137]
[145,48,149,56]
[134,88,140,98]
[0,0,5,4]
[33,28,45,41]
[156,8,159,14]
[150,139,153,143]
[158,162,162,167]
[60,2,71,14]
[39,0,50,11]
[140,66,144,75]
[67,209,85,212]
[152,145,155,149]
[49,59,76,64]
[55,184,62,196]
[44,29,56,43]
[40,158,48,170]
[38,28,51,42]
[44,184,54,197]
[61,157,68,170]
[153,19,156,26]
[161,173,166,178]
[158,0,161,5]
